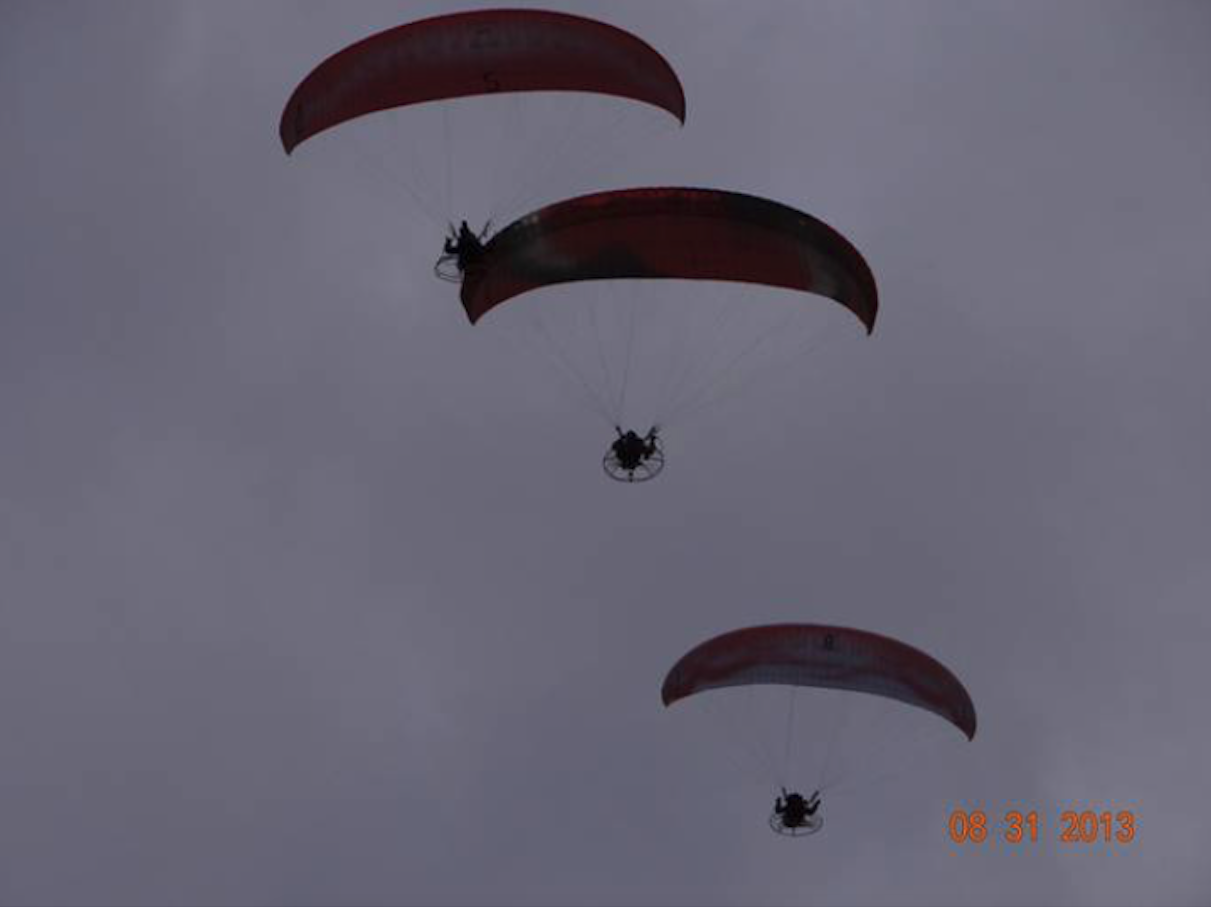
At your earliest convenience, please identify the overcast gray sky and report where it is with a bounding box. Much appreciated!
[3,2,1210,905]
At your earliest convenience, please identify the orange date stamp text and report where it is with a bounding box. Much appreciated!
[947,807,1137,848]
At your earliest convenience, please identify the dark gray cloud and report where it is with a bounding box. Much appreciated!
[2,2,1208,904]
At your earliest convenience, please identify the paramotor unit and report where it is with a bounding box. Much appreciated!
[770,810,823,837]
[435,220,491,283]
[603,427,663,483]
[771,789,823,837]
[775,789,823,837]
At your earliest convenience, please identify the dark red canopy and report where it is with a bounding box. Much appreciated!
[459,187,878,331]
[280,9,686,154]
[661,624,976,741]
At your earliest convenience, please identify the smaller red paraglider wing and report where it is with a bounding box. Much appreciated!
[661,624,976,741]
[459,188,878,332]
[280,9,686,154]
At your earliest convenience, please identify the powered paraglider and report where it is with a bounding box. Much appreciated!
[661,624,976,836]
[280,10,687,233]
[459,187,878,479]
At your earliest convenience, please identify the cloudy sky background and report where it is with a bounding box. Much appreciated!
[2,2,1209,904]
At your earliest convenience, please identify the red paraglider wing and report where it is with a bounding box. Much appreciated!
[280,9,686,154]
[661,624,976,740]
[459,188,878,331]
